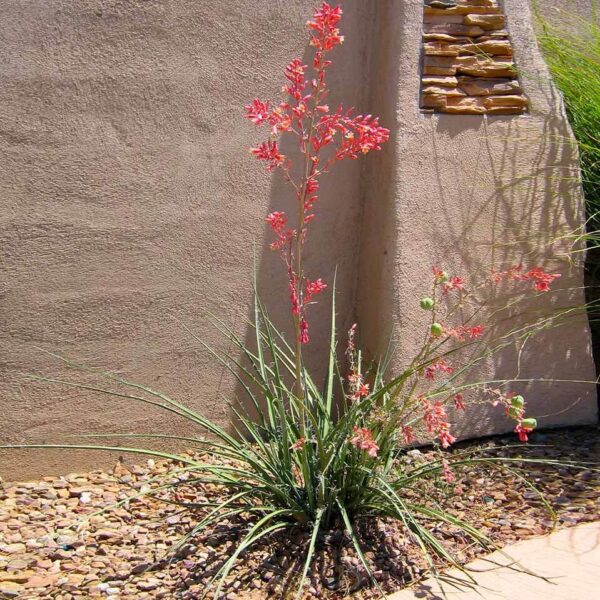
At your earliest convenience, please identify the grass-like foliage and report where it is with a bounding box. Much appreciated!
[535,4,600,224]
[9,276,580,597]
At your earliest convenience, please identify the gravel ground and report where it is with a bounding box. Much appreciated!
[1,426,599,599]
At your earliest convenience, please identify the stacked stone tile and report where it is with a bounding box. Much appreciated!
[420,0,529,115]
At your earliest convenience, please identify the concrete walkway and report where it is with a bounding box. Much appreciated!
[388,521,600,600]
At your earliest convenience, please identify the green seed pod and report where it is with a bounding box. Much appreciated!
[508,406,520,419]
[430,322,443,337]
[438,271,449,283]
[420,297,435,311]
[510,395,525,409]
[521,418,537,430]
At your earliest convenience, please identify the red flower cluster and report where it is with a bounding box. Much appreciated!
[490,264,561,292]
[290,437,306,451]
[514,421,536,442]
[424,359,453,380]
[307,2,344,51]
[444,324,485,341]
[453,393,466,410]
[349,426,379,457]
[265,211,291,250]
[421,397,456,449]
[401,424,415,444]
[443,276,465,294]
[245,3,389,345]
[250,141,285,171]
[442,459,456,484]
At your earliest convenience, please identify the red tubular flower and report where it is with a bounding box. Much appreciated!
[245,99,271,125]
[514,422,533,442]
[284,58,308,101]
[250,140,285,171]
[307,2,344,51]
[443,275,465,293]
[299,318,309,344]
[445,324,485,341]
[349,426,379,457]
[525,267,561,292]
[438,427,456,449]
[421,398,456,448]
[290,437,306,451]
[401,425,415,445]
[266,211,287,232]
[424,359,453,380]
[442,459,456,484]
[334,114,390,160]
[305,278,327,302]
[490,264,561,292]
[453,394,465,410]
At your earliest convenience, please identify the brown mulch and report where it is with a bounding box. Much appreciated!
[0,426,599,599]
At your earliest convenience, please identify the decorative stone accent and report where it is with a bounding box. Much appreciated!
[420,0,529,115]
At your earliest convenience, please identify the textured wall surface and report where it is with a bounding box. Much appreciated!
[0,0,596,480]
[357,0,598,441]
[0,0,373,479]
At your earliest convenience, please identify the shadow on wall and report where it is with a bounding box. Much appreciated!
[422,86,597,437]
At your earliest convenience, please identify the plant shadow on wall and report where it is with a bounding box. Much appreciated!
[2,3,598,600]
[426,90,597,441]
[533,3,600,408]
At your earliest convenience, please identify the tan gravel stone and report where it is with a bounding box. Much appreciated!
[0,581,24,597]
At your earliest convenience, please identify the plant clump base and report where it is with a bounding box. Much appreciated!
[1,427,598,599]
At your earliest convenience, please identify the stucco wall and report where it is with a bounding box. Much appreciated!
[0,0,597,480]
[0,0,374,480]
[356,0,598,440]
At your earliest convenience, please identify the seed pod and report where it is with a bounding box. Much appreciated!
[508,406,520,419]
[431,322,443,337]
[510,395,525,409]
[521,417,537,430]
[420,297,435,311]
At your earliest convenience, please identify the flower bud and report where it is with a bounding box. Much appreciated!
[420,297,435,311]
[510,395,525,409]
[431,323,443,337]
[521,418,537,430]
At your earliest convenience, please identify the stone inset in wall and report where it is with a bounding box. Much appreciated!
[420,0,529,114]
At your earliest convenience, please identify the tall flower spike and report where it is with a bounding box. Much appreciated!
[246,3,388,353]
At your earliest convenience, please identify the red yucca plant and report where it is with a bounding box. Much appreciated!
[5,3,581,598]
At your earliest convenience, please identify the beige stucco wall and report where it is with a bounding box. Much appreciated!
[356,0,598,440]
[0,0,597,480]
